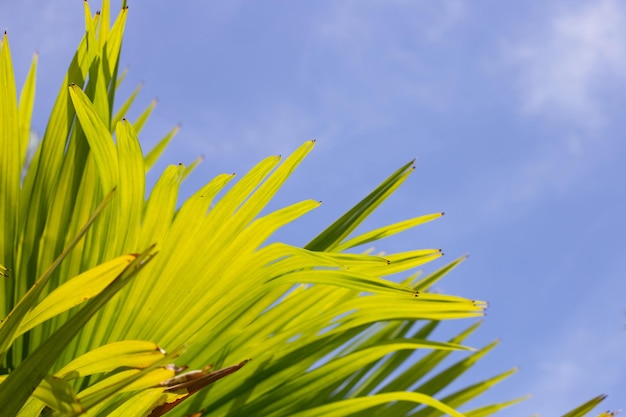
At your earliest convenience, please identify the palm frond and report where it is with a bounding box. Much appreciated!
[0,2,616,417]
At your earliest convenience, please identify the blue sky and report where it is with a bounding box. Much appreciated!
[2,1,626,415]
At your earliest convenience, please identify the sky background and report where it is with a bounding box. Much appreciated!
[2,1,626,415]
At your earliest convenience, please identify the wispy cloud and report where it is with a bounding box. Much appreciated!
[181,1,469,161]
[316,0,466,46]
[184,103,318,158]
[476,0,626,221]
[1,1,82,54]
[506,0,626,129]
[520,313,626,415]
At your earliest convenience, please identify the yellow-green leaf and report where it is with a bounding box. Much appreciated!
[17,255,137,337]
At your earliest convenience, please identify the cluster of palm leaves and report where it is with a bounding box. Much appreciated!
[0,1,615,416]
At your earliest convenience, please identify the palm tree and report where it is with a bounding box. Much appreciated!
[0,1,614,416]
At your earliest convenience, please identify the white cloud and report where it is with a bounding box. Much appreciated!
[2,1,82,51]
[316,0,466,52]
[507,0,626,128]
[520,322,626,416]
[477,139,592,223]
[510,260,626,416]
[475,0,626,221]
[295,0,471,136]
[424,0,466,41]
[178,103,321,162]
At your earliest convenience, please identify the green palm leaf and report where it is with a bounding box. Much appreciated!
[0,2,616,417]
